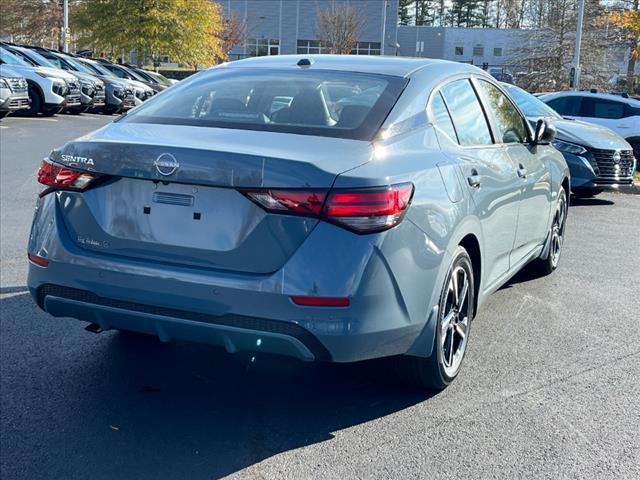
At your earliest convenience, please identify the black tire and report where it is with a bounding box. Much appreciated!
[398,246,475,391]
[68,106,84,115]
[0,111,8,119]
[533,188,568,275]
[16,84,42,116]
[41,106,60,117]
[626,138,640,169]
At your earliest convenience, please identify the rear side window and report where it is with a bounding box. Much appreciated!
[477,80,528,143]
[582,98,625,119]
[124,68,408,140]
[546,96,582,116]
[440,79,493,146]
[429,92,458,142]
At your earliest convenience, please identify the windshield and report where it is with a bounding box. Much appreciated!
[17,48,57,68]
[75,59,103,75]
[147,71,172,86]
[130,68,156,83]
[120,65,147,82]
[82,60,118,78]
[0,48,30,66]
[124,68,406,140]
[61,55,96,74]
[503,84,561,119]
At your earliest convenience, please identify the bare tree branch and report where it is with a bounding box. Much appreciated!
[316,2,364,55]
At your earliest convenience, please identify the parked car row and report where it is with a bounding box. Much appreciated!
[0,42,177,119]
[504,86,638,197]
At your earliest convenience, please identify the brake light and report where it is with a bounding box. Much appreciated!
[324,183,414,233]
[37,160,100,195]
[242,183,414,234]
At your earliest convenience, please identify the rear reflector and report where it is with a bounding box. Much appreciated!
[28,253,49,267]
[242,183,414,234]
[37,160,100,195]
[244,189,326,216]
[291,296,350,307]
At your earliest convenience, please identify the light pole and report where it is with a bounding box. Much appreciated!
[62,0,69,53]
[571,0,585,90]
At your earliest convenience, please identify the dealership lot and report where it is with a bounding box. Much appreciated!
[1,115,639,479]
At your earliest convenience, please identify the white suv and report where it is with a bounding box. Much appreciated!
[540,91,640,160]
[0,46,81,116]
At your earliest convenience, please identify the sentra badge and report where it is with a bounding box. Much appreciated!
[60,154,95,166]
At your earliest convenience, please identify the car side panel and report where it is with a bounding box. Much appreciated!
[506,143,553,265]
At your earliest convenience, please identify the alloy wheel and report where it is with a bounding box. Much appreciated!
[440,265,471,377]
[550,192,567,268]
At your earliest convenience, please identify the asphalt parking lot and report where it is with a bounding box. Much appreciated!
[1,114,639,480]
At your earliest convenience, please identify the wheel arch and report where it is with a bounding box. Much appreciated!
[458,233,481,318]
[26,80,44,103]
[404,219,483,359]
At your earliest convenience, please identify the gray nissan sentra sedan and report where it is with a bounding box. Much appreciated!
[27,56,569,390]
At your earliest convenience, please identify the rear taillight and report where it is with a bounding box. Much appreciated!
[37,160,100,195]
[242,183,414,234]
[324,183,414,233]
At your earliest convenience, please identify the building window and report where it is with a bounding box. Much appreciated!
[297,40,329,55]
[350,42,381,55]
[493,47,503,57]
[473,45,484,56]
[246,38,280,57]
[455,46,464,56]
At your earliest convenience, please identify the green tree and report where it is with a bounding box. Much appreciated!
[415,0,435,26]
[73,0,226,67]
[449,0,483,27]
[398,0,413,25]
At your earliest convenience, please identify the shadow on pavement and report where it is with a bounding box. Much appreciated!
[0,292,433,479]
[0,286,30,295]
[569,195,615,207]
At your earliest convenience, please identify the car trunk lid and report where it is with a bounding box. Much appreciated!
[52,123,373,273]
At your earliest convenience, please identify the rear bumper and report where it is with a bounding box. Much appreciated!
[27,193,444,363]
[36,284,326,361]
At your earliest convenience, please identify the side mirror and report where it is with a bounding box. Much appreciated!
[533,118,556,145]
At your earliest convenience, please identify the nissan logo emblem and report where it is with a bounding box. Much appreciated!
[612,151,621,165]
[154,153,179,176]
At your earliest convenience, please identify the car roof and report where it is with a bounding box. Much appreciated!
[220,54,480,78]
[541,90,640,106]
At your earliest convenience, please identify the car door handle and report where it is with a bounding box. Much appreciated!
[517,165,527,179]
[467,170,481,188]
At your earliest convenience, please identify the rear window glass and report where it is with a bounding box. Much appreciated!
[123,68,407,140]
[429,92,458,142]
[583,98,625,119]
[440,79,493,146]
[545,96,582,116]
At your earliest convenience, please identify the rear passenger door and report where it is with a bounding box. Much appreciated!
[433,78,520,287]
[475,78,551,266]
